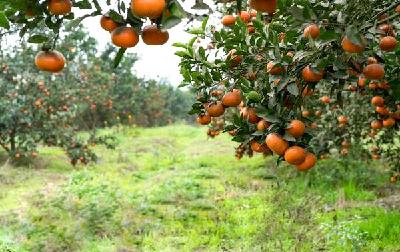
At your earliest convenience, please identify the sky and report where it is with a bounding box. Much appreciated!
[80,0,216,85]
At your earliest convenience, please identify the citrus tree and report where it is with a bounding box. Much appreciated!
[176,0,399,177]
[0,0,189,70]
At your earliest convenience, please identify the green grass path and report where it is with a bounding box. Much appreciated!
[0,125,399,251]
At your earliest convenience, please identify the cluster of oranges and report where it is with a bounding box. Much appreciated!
[197,87,317,171]
[35,0,170,73]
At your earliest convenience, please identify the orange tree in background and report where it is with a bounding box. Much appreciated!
[176,0,400,179]
[0,26,193,165]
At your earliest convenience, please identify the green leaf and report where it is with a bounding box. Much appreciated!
[0,11,10,29]
[287,83,299,96]
[113,48,126,68]
[28,34,48,43]
[201,16,209,31]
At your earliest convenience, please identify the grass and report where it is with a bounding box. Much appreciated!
[0,124,399,251]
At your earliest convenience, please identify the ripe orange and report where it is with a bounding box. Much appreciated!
[310,122,318,129]
[357,77,366,88]
[302,110,311,117]
[111,27,139,48]
[35,50,66,72]
[221,15,236,26]
[222,89,242,107]
[370,120,382,129]
[302,86,314,96]
[131,0,165,19]
[396,5,400,13]
[265,133,288,156]
[251,141,271,153]
[142,25,169,45]
[375,106,390,116]
[284,146,306,165]
[371,96,384,106]
[239,11,251,23]
[378,24,393,33]
[249,0,276,14]
[383,117,395,128]
[100,16,120,32]
[257,119,270,131]
[241,107,259,123]
[337,115,348,124]
[286,120,305,138]
[342,36,366,53]
[227,49,242,67]
[320,96,330,104]
[250,10,257,17]
[379,36,398,51]
[302,66,323,82]
[341,140,351,148]
[296,152,317,171]
[363,64,385,80]
[303,24,320,39]
[197,114,211,125]
[48,0,72,15]
[206,102,225,117]
[266,61,285,75]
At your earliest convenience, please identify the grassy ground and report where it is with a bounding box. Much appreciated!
[0,124,399,252]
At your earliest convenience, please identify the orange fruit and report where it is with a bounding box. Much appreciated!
[249,0,276,14]
[302,86,314,96]
[48,0,72,15]
[302,110,311,117]
[302,66,323,82]
[342,36,366,53]
[221,15,236,26]
[222,89,242,107]
[265,133,288,156]
[239,11,251,22]
[357,77,367,88]
[284,146,306,165]
[197,114,211,125]
[368,82,378,90]
[310,122,318,129]
[100,16,120,32]
[378,24,393,33]
[131,0,165,19]
[370,120,382,129]
[303,24,320,39]
[257,119,270,131]
[142,25,169,45]
[241,107,259,123]
[206,102,225,117]
[341,140,351,148]
[296,152,317,171]
[266,61,285,75]
[247,23,255,33]
[111,27,139,48]
[250,10,257,17]
[383,117,395,128]
[251,141,271,153]
[35,50,66,72]
[337,115,348,124]
[363,64,385,80]
[371,96,384,106]
[286,120,305,138]
[320,96,330,104]
[375,106,390,116]
[379,36,398,51]
[227,49,242,67]
[396,5,400,13]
